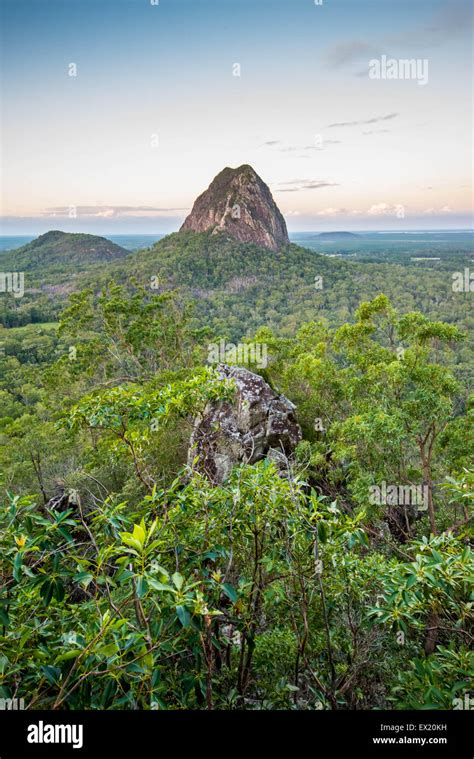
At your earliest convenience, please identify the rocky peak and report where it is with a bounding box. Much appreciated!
[180,165,289,251]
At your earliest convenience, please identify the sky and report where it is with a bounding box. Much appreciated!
[0,0,472,234]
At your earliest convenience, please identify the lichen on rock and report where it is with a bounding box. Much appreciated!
[187,364,302,483]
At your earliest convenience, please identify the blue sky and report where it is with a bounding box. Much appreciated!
[1,0,472,233]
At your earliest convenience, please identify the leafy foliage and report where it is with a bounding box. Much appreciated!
[0,246,472,711]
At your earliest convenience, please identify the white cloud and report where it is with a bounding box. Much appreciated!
[277,180,339,193]
[423,205,453,215]
[40,205,189,218]
[328,113,398,129]
[316,207,347,217]
[367,202,405,216]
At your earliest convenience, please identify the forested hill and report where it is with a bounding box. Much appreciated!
[2,229,471,389]
[0,230,130,272]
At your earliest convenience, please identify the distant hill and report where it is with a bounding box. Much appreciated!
[82,228,464,342]
[2,230,130,271]
[317,232,358,240]
[0,225,471,353]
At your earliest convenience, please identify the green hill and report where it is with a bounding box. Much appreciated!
[90,230,472,351]
[1,229,472,392]
[1,230,130,271]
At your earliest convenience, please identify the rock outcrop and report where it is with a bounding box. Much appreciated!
[187,364,302,483]
[180,165,289,252]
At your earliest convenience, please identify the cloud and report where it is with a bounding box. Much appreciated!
[41,205,189,218]
[328,113,398,129]
[387,0,472,49]
[324,2,471,75]
[279,145,319,152]
[285,141,340,151]
[423,205,454,215]
[362,129,391,135]
[365,113,398,125]
[324,40,380,68]
[367,203,405,216]
[316,207,348,217]
[276,180,339,193]
[263,140,341,152]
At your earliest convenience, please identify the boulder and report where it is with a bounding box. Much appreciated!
[187,364,302,483]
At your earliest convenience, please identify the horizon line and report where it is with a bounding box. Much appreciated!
[1,228,473,237]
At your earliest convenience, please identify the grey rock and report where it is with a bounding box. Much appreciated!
[180,165,289,252]
[188,364,302,483]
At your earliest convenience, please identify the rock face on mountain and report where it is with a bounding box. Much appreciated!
[180,165,289,252]
[187,364,302,483]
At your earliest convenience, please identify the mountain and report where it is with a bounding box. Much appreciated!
[317,232,358,240]
[3,231,130,271]
[180,164,289,251]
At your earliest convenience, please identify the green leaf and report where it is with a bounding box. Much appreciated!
[0,608,10,627]
[406,573,418,588]
[147,519,158,543]
[317,521,328,543]
[40,580,54,607]
[358,529,370,547]
[222,583,238,603]
[135,575,148,598]
[132,521,146,549]
[147,578,176,593]
[53,579,65,602]
[172,572,184,591]
[176,605,190,627]
[13,552,22,582]
[41,665,61,685]
[97,643,119,658]
[121,534,143,552]
[73,571,94,588]
[149,563,169,578]
[55,650,82,662]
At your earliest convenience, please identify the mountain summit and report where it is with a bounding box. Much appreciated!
[180,164,289,251]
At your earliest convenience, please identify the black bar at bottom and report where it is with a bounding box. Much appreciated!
[0,709,471,757]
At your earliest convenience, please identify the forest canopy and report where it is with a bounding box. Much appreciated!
[0,273,472,711]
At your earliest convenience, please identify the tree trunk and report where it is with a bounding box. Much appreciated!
[419,444,436,535]
[424,610,439,655]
